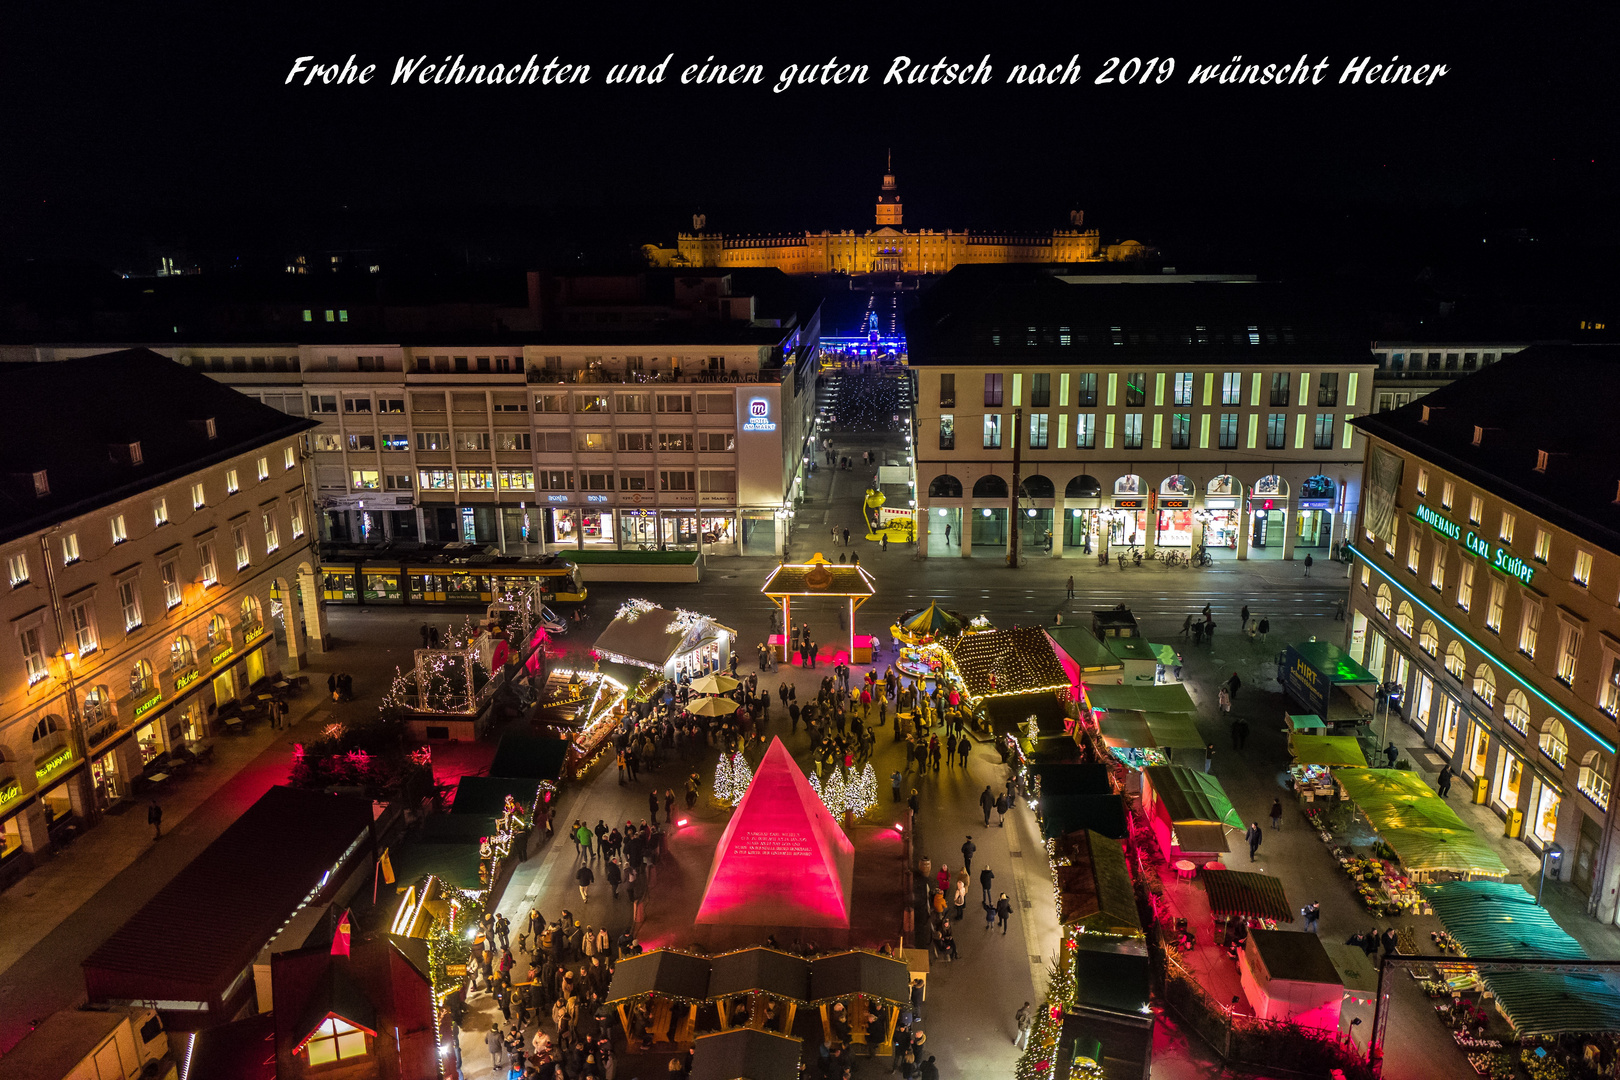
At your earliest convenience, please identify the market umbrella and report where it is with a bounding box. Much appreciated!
[1368,799,1469,833]
[1378,827,1510,878]
[1288,734,1368,768]
[687,695,741,717]
[691,673,741,695]
[1334,768,1437,811]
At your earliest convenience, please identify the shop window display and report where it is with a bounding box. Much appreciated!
[1494,752,1523,813]
[1532,782,1561,845]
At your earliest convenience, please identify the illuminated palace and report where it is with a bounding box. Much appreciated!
[643,165,1146,275]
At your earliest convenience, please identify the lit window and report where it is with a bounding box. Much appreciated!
[303,1017,369,1066]
[263,512,280,554]
[199,540,218,586]
[256,457,269,481]
[233,526,250,570]
[983,414,1002,449]
[302,308,313,322]
[351,470,380,491]
[6,552,28,587]
[1504,690,1530,733]
[284,446,297,470]
[1499,512,1515,544]
[153,497,168,526]
[21,626,47,684]
[1385,518,1398,558]
[1468,495,1482,525]
[1579,752,1611,811]
[1416,469,1429,496]
[1472,664,1496,707]
[1429,540,1447,592]
[1122,413,1143,449]
[1444,640,1466,681]
[192,482,205,508]
[226,469,239,494]
[1540,719,1568,768]
[110,515,127,545]
[161,560,182,609]
[1395,601,1414,637]
[170,634,194,671]
[118,579,142,631]
[1456,560,1474,611]
[1601,658,1620,719]
[1419,621,1439,656]
[70,602,97,655]
[1406,533,1421,574]
[1574,550,1593,587]
[1534,528,1551,562]
[1519,603,1541,659]
[61,532,79,565]
[1485,578,1505,632]
[290,504,306,539]
[1440,480,1454,509]
[1557,623,1583,686]
[1374,583,1392,617]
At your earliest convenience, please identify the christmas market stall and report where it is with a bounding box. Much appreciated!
[943,625,1072,731]
[1045,626,1126,688]
[1097,710,1205,786]
[689,1027,806,1080]
[1104,638,1180,687]
[706,948,810,1035]
[533,663,632,778]
[991,692,1081,786]
[1238,930,1344,1030]
[1140,765,1242,865]
[1332,768,1508,889]
[1031,763,1128,843]
[1202,867,1295,945]
[1286,733,1367,802]
[606,948,716,1047]
[805,950,911,1051]
[594,599,737,682]
[1079,682,1198,722]
[761,556,877,665]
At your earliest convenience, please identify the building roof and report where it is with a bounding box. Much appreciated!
[945,626,1069,700]
[1248,930,1342,988]
[1351,343,1620,555]
[82,786,373,1006]
[592,603,738,671]
[908,272,1368,366]
[760,558,877,597]
[689,1028,804,1080]
[0,349,317,543]
[0,1009,126,1080]
[1202,869,1295,923]
[183,1013,278,1080]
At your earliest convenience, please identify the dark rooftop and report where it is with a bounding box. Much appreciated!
[1350,344,1620,555]
[0,349,317,544]
[908,270,1367,366]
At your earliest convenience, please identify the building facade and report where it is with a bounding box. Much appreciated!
[3,332,817,560]
[0,352,323,892]
[909,272,1376,561]
[1347,345,1620,922]
[1369,341,1529,415]
[641,167,1149,275]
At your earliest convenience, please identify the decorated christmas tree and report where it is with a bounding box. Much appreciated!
[714,753,733,804]
[849,764,879,815]
[822,768,849,817]
[726,751,753,801]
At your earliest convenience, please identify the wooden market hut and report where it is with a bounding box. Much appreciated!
[605,949,714,1047]
[706,948,810,1035]
[806,950,911,1051]
[688,1027,805,1080]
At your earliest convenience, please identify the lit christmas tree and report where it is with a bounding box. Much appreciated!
[714,751,753,806]
[849,764,879,815]
[808,772,823,801]
[822,769,849,816]
[714,753,733,804]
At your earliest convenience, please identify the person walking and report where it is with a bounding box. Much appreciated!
[1218,686,1231,715]
[995,893,1013,935]
[995,792,1009,827]
[944,522,952,546]
[1385,742,1399,768]
[891,770,903,802]
[576,821,595,861]
[1227,671,1241,702]
[1240,605,1250,631]
[576,862,595,902]
[606,857,622,899]
[960,836,976,874]
[1437,767,1453,798]
[1302,901,1321,933]
[1014,1003,1033,1050]
[1257,617,1270,644]
[1203,743,1215,773]
[147,800,163,840]
[979,785,995,827]
[842,527,851,546]
[1246,822,1263,861]
[486,1021,507,1073]
[1269,798,1283,830]
[1233,716,1250,751]
[980,866,995,906]
[648,789,660,825]
[664,789,676,824]
[1065,576,1075,601]
[1303,553,1314,577]
[1205,617,1217,644]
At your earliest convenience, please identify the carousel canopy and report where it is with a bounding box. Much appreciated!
[706,948,811,1002]
[1083,683,1197,715]
[1044,626,1121,673]
[689,1027,805,1080]
[896,602,967,639]
[1142,765,1243,830]
[594,602,737,671]
[1288,734,1368,768]
[605,948,714,1004]
[945,626,1069,700]
[805,950,911,1005]
[1202,868,1295,923]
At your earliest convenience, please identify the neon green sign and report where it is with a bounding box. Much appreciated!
[132,690,164,719]
[0,777,20,808]
[244,624,264,645]
[210,644,234,666]
[174,669,200,692]
[1414,504,1534,585]
[35,747,73,779]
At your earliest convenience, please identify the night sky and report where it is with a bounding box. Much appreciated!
[1,3,1615,274]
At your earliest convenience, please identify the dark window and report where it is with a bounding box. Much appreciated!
[1170,414,1190,449]
[983,374,1003,407]
[1314,413,1334,449]
[1317,372,1339,407]
[1267,413,1287,449]
[1269,372,1291,406]
[1218,413,1239,449]
[1030,373,1050,407]
[1124,372,1147,408]
[939,373,955,407]
[1075,373,1097,407]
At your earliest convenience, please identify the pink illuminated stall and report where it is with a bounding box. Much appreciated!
[1239,929,1344,1030]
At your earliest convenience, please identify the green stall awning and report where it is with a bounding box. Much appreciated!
[1420,882,1587,960]
[1288,734,1368,768]
[1084,683,1198,715]
[1142,764,1242,829]
[1379,827,1509,878]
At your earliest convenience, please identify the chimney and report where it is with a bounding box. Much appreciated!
[109,441,143,466]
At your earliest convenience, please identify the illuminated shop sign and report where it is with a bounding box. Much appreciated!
[742,398,777,432]
[174,669,200,692]
[132,690,164,719]
[0,777,20,807]
[1415,504,1534,585]
[585,494,610,503]
[211,644,235,667]
[35,747,73,780]
[546,495,571,504]
[244,624,264,645]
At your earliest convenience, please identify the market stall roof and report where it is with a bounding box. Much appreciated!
[1142,765,1243,829]
[1083,683,1198,715]
[1052,830,1141,933]
[1105,637,1161,664]
[605,949,713,1004]
[1202,868,1295,923]
[1288,640,1378,686]
[982,691,1070,738]
[1028,762,1114,796]
[450,775,546,817]
[1371,799,1470,832]
[1324,943,1380,999]
[1170,823,1230,854]
[1045,626,1123,673]
[1483,972,1620,1038]
[1248,929,1342,987]
[1069,938,1152,1018]
[706,948,812,1002]
[1288,735,1368,768]
[761,557,877,597]
[1098,710,1204,752]
[1420,882,1588,961]
[1333,768,1437,811]
[896,602,968,639]
[1039,792,1129,841]
[593,602,738,670]
[806,950,911,1005]
[689,1027,805,1080]
[1288,715,1328,734]
[945,626,1070,700]
[388,841,481,890]
[488,730,571,782]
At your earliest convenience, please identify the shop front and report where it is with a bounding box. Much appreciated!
[661,511,700,551]
[700,510,739,554]
[740,510,779,557]
[1492,747,1525,817]
[1019,507,1053,554]
[1528,775,1562,850]
[1247,476,1290,553]
[1064,508,1099,553]
[1153,476,1194,548]
[1295,477,1337,551]
[972,507,1007,549]
[619,508,659,549]
[1203,476,1242,553]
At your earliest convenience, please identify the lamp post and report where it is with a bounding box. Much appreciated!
[1537,842,1564,905]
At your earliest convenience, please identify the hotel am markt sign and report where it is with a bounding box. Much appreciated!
[1414,504,1535,585]
[742,398,776,432]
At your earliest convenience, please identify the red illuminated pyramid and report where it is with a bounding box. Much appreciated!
[696,737,855,928]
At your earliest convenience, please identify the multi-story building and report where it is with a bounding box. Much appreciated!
[1347,344,1620,921]
[1368,341,1530,414]
[641,165,1149,275]
[0,273,822,559]
[0,351,322,892]
[909,270,1376,561]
